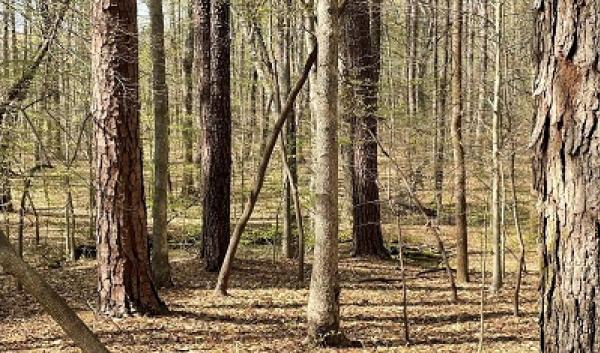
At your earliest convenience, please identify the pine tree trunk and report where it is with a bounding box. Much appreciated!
[306,0,344,346]
[341,0,387,258]
[533,0,600,351]
[198,0,231,272]
[92,0,166,316]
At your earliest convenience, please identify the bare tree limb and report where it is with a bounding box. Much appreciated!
[0,0,69,125]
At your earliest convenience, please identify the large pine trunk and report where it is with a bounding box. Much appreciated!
[534,0,600,352]
[199,0,232,272]
[341,0,387,258]
[92,0,166,317]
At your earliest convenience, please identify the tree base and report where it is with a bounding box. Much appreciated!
[304,331,360,348]
[214,286,228,297]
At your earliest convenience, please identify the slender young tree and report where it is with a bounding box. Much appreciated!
[306,0,345,346]
[451,0,469,283]
[196,0,232,272]
[533,0,600,351]
[182,3,195,195]
[276,0,297,259]
[433,0,449,217]
[92,0,166,316]
[149,0,173,288]
[490,0,503,293]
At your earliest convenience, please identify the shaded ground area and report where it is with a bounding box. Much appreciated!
[0,237,538,352]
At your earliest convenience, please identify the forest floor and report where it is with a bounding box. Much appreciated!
[0,226,539,352]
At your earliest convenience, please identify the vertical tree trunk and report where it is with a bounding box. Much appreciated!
[433,0,448,218]
[304,0,318,236]
[490,0,503,292]
[193,0,211,199]
[182,3,195,196]
[92,0,166,316]
[306,0,344,346]
[149,0,173,288]
[476,0,488,151]
[534,1,600,352]
[451,0,469,283]
[198,0,231,272]
[276,0,297,259]
[341,0,387,258]
[0,0,11,212]
[2,1,8,78]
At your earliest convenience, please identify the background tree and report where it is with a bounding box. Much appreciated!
[341,0,387,258]
[490,0,503,293]
[149,0,173,288]
[451,0,468,283]
[198,0,232,272]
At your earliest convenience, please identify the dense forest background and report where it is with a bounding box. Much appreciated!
[0,0,535,256]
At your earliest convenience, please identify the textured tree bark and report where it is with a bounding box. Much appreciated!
[148,0,173,288]
[306,0,344,346]
[533,0,600,352]
[92,0,166,317]
[195,0,231,272]
[341,0,387,258]
[451,0,469,283]
[199,0,232,272]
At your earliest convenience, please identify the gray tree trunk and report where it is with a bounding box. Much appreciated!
[306,0,344,346]
[533,0,600,351]
[490,0,503,293]
[149,0,173,288]
[451,0,469,283]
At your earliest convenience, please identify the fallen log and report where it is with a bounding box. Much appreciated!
[0,230,109,353]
